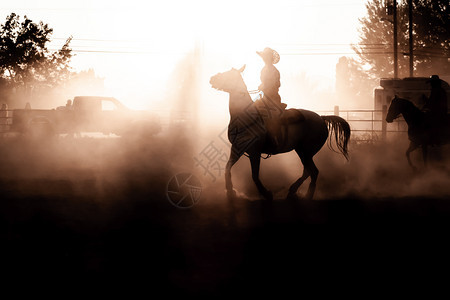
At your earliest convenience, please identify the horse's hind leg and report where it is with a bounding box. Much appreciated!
[406,142,419,171]
[287,167,309,198]
[304,157,319,200]
[288,150,317,199]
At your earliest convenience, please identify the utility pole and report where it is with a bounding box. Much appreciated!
[393,0,398,79]
[408,0,413,77]
[383,0,398,78]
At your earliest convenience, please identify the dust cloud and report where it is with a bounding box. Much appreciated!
[2,118,448,205]
[195,133,450,201]
[1,106,450,296]
[0,42,445,206]
[1,58,449,296]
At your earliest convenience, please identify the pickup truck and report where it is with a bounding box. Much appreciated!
[5,96,161,138]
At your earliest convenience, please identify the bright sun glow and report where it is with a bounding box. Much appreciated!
[1,0,367,112]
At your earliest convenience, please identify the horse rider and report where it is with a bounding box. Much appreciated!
[423,75,447,121]
[257,47,283,106]
[422,75,448,142]
[256,47,286,148]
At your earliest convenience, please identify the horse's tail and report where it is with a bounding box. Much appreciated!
[321,115,351,160]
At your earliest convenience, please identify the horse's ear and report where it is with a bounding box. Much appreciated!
[238,64,246,73]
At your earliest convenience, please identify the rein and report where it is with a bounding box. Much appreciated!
[228,90,272,160]
[244,152,272,159]
[248,89,261,94]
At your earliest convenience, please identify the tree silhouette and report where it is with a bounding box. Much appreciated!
[0,13,73,103]
[335,56,375,108]
[352,0,449,80]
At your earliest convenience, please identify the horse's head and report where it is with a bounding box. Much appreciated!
[386,96,402,123]
[209,65,247,94]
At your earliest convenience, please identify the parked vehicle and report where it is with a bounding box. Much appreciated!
[3,96,161,138]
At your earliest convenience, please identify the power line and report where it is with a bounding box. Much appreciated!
[48,48,448,58]
[46,39,448,58]
[55,37,392,47]
[53,37,151,43]
[48,48,189,55]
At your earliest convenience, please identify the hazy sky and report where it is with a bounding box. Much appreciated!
[1,0,368,110]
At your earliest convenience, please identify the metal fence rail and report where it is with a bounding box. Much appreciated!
[1,106,408,141]
[0,109,13,133]
[317,105,407,142]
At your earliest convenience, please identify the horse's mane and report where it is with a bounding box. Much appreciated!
[394,97,421,111]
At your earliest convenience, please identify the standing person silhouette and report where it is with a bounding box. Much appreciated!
[65,99,73,110]
[256,47,286,149]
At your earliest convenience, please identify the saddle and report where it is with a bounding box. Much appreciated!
[253,98,305,151]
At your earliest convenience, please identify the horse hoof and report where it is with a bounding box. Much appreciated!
[286,191,299,201]
[262,190,273,201]
[227,189,237,199]
[305,192,315,201]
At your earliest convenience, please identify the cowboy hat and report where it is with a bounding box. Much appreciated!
[256,47,280,64]
[426,74,441,83]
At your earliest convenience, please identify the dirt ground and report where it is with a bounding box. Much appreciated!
[0,131,449,297]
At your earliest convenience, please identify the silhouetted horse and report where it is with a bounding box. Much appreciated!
[386,96,450,170]
[209,66,350,200]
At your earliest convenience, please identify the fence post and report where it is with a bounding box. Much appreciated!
[382,105,387,141]
[334,105,339,116]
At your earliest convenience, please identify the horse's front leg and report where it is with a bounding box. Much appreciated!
[406,142,419,171]
[249,154,273,200]
[422,144,428,168]
[225,146,241,198]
